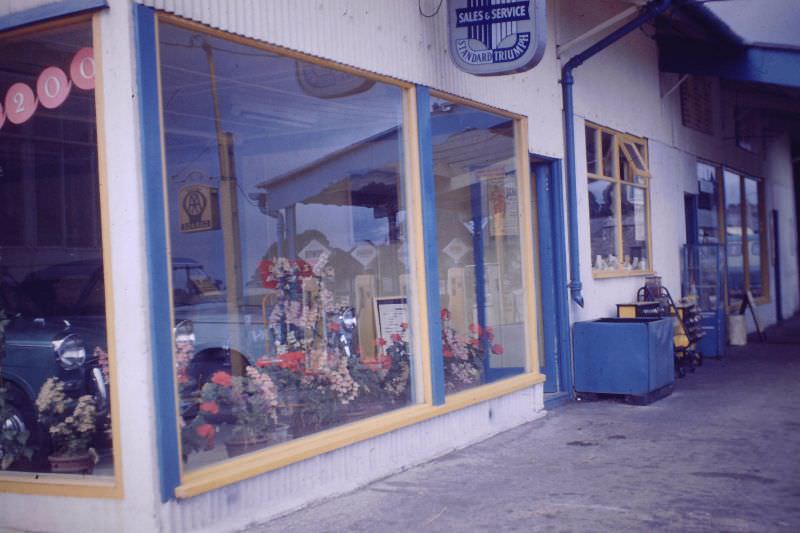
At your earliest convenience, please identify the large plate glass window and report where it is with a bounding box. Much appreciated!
[0,21,114,477]
[723,170,768,307]
[158,23,417,471]
[429,96,528,394]
[585,123,652,275]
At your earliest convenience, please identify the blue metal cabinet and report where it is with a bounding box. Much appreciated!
[572,318,674,400]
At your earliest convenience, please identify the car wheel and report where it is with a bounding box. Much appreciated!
[0,400,41,470]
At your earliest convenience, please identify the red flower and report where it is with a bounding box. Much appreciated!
[400,322,409,331]
[381,355,393,369]
[443,347,454,358]
[441,308,450,320]
[390,333,402,343]
[491,344,504,355]
[211,371,233,388]
[199,401,219,415]
[256,358,270,368]
[196,423,215,438]
[258,259,277,289]
[375,337,387,347]
[294,259,313,278]
[328,322,341,332]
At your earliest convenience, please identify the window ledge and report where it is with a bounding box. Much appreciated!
[175,372,545,499]
[0,472,121,499]
[592,270,654,279]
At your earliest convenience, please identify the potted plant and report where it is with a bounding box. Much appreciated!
[377,326,413,405]
[441,309,504,393]
[196,367,287,458]
[35,377,98,474]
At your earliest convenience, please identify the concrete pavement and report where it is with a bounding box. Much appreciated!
[247,317,800,532]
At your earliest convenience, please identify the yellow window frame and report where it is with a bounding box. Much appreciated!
[0,13,124,499]
[155,14,544,500]
[585,122,654,278]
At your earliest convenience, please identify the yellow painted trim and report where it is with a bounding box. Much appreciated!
[514,117,542,377]
[402,87,433,405]
[592,270,655,279]
[0,13,123,499]
[429,89,524,120]
[0,472,117,499]
[156,13,414,90]
[175,372,544,499]
[0,12,92,39]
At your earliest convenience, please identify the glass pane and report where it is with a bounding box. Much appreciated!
[724,171,744,307]
[588,179,619,271]
[697,162,719,243]
[622,141,647,173]
[621,185,649,271]
[619,149,647,185]
[159,24,415,471]
[429,97,527,394]
[0,22,114,476]
[601,131,614,177]
[585,125,597,174]
[745,178,763,297]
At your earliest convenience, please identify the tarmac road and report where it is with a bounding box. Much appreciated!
[248,317,800,532]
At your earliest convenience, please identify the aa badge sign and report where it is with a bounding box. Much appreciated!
[448,0,546,76]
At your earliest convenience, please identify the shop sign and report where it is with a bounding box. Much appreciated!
[296,62,375,98]
[351,242,378,268]
[0,47,94,129]
[179,185,220,233]
[299,239,330,266]
[447,0,546,76]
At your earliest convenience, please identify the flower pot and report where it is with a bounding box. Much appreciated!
[224,435,271,458]
[48,452,95,474]
[267,423,291,444]
[344,401,388,422]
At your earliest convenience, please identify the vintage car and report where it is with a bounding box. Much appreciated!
[0,258,266,469]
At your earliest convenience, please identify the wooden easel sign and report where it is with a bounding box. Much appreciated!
[739,290,767,342]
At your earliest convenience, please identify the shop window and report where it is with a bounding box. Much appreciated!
[0,21,115,480]
[429,96,528,394]
[723,170,768,308]
[158,23,419,471]
[696,161,721,243]
[585,123,652,275]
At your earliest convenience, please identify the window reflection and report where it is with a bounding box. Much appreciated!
[0,22,113,477]
[158,24,415,470]
[429,97,527,394]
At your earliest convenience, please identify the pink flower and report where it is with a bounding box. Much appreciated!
[375,337,387,347]
[391,333,402,343]
[441,308,450,320]
[491,344,504,355]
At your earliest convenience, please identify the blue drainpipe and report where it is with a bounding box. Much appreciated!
[561,0,674,307]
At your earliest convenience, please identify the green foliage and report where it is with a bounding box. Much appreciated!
[1,309,33,469]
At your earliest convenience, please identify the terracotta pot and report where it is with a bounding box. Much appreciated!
[224,435,271,458]
[48,452,95,474]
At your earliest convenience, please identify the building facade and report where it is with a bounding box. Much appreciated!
[0,1,797,532]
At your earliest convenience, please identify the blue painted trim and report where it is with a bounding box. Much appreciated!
[534,159,573,394]
[415,86,445,406]
[660,42,800,89]
[543,391,572,410]
[534,161,558,392]
[549,161,573,393]
[134,4,181,502]
[0,0,107,32]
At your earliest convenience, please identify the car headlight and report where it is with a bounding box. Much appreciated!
[53,334,87,370]
[174,320,196,345]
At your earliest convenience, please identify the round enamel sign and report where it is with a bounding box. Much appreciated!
[4,83,37,125]
[70,47,95,90]
[37,66,72,109]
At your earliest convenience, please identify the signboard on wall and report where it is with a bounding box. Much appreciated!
[447,0,546,76]
[179,185,220,233]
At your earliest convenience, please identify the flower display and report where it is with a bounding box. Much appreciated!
[36,378,98,458]
[440,308,502,393]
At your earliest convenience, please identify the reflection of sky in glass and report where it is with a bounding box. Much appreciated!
[589,180,610,206]
[158,24,403,281]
